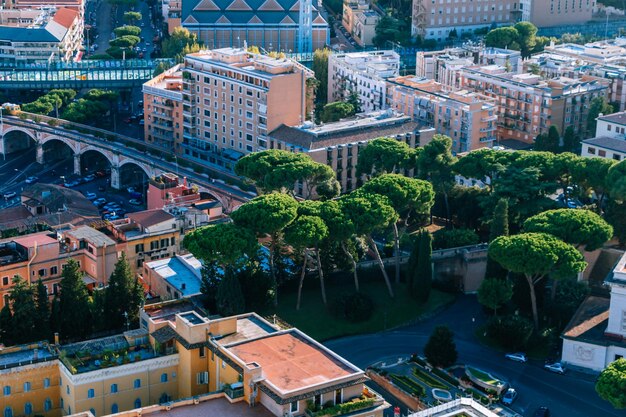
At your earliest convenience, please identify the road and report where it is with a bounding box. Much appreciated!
[325,296,626,417]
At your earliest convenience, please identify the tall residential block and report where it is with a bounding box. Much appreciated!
[456,65,609,144]
[181,0,329,53]
[180,48,311,169]
[387,76,497,153]
[328,50,399,113]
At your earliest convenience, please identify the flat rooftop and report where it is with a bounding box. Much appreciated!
[216,315,278,346]
[146,254,202,297]
[139,396,274,417]
[227,331,358,393]
[0,345,55,369]
[13,233,57,248]
[66,226,116,247]
[144,299,206,324]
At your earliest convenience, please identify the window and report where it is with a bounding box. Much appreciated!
[134,379,141,389]
[290,401,299,413]
[66,385,70,394]
[171,237,176,246]
[196,372,208,385]
[314,394,322,408]
[588,147,596,155]
[24,403,32,415]
[44,399,52,412]
[50,266,58,275]
[3,386,9,396]
[160,238,168,248]
[150,241,159,250]
[111,404,119,414]
[199,346,205,358]
[111,383,118,394]
[599,150,607,157]
[88,388,95,398]
[135,243,144,253]
[134,398,142,409]
[38,269,46,277]
[43,378,50,388]
[2,277,7,286]
[161,373,168,383]
[4,407,12,417]
[23,382,31,392]
[335,389,343,405]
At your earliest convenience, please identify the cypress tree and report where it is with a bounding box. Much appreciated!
[104,253,144,330]
[9,276,37,344]
[0,305,13,346]
[34,278,51,341]
[413,231,433,303]
[216,273,245,317]
[486,199,510,279]
[59,259,92,340]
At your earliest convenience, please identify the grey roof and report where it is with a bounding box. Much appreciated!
[583,136,626,153]
[269,115,418,150]
[66,226,116,247]
[0,25,64,43]
[598,111,626,125]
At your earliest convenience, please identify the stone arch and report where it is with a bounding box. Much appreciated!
[79,146,116,173]
[38,135,80,155]
[1,126,37,155]
[118,159,155,178]
[38,136,78,165]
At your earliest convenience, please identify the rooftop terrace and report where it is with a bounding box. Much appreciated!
[0,343,55,370]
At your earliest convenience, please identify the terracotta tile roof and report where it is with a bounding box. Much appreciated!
[13,233,58,248]
[562,296,610,339]
[52,8,78,29]
[126,209,175,228]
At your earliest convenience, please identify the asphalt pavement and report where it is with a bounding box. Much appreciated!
[325,296,626,417]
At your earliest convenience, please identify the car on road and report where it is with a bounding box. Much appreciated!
[139,119,145,125]
[533,406,550,417]
[64,180,79,187]
[129,198,142,206]
[85,192,97,200]
[83,174,96,182]
[3,191,17,199]
[504,352,527,363]
[25,176,38,184]
[501,388,517,405]
[544,362,566,374]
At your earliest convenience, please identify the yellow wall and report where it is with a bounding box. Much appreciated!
[0,361,61,417]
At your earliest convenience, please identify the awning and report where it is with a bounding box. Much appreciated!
[82,275,97,285]
[222,149,245,161]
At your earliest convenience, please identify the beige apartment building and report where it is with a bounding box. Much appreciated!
[0,300,388,417]
[143,64,184,154]
[387,76,497,153]
[268,111,434,194]
[456,65,609,144]
[180,48,312,170]
[528,0,594,28]
[341,0,378,47]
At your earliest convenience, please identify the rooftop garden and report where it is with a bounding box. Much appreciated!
[60,344,160,374]
[304,389,383,417]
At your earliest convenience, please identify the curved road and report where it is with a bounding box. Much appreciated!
[325,296,625,417]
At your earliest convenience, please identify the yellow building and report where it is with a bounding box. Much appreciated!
[0,300,388,417]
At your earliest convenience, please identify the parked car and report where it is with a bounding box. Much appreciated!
[85,192,97,200]
[504,352,527,363]
[129,198,142,206]
[501,388,518,405]
[544,362,566,374]
[83,174,96,182]
[94,198,107,207]
[139,119,145,126]
[64,180,79,187]
[533,406,550,417]
[127,187,136,194]
[25,176,38,184]
[3,191,17,199]
[104,214,121,221]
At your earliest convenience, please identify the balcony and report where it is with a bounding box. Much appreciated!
[304,388,384,417]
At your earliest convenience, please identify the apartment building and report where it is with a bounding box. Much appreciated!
[101,209,181,271]
[0,7,83,64]
[342,0,378,47]
[180,48,311,170]
[0,300,388,417]
[416,46,522,86]
[162,0,181,34]
[328,50,399,112]
[181,0,329,53]
[581,111,626,160]
[0,228,117,309]
[268,110,434,194]
[142,253,202,300]
[528,0,594,28]
[457,65,609,144]
[143,64,183,153]
[387,76,497,153]
[411,0,522,41]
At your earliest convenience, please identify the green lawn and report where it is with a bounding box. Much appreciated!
[260,275,455,341]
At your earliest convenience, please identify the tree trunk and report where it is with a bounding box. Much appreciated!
[525,274,539,330]
[367,236,394,298]
[269,235,278,307]
[443,191,451,226]
[296,251,307,310]
[393,222,401,284]
[341,241,359,292]
[315,245,327,304]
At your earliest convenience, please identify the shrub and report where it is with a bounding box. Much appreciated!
[330,292,375,323]
[433,228,480,250]
[485,314,534,350]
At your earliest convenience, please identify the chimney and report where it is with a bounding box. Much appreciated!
[183,177,188,187]
[54,332,59,345]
